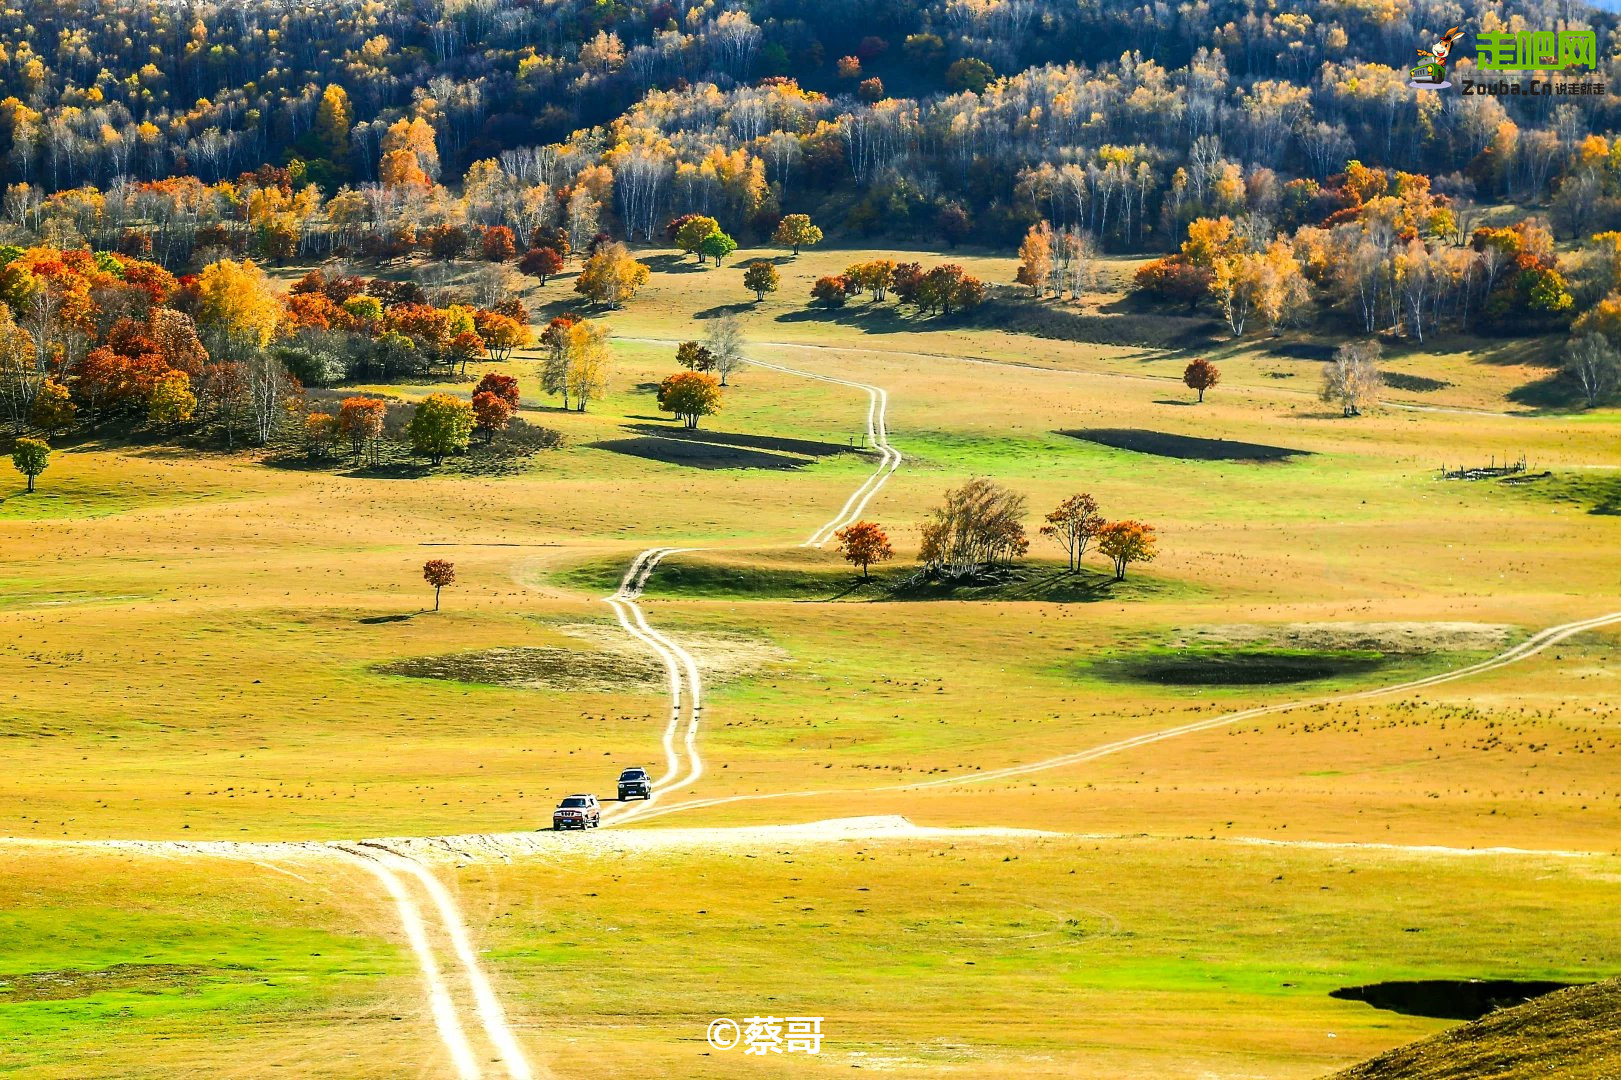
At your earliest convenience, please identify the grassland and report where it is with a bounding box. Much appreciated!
[3,244,1620,1076]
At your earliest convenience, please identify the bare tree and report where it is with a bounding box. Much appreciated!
[1321,339,1383,417]
[1565,334,1619,408]
[703,314,744,386]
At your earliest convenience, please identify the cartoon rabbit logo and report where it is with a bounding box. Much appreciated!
[1410,26,1465,89]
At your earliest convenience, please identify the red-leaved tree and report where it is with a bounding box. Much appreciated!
[1183,357,1221,403]
[423,559,456,611]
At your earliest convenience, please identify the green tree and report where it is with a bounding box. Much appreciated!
[773,214,823,255]
[698,229,738,266]
[945,57,995,94]
[742,260,780,301]
[674,215,721,259]
[407,393,474,464]
[11,435,48,492]
[657,371,723,429]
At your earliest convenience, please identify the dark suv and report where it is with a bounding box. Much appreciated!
[617,767,652,801]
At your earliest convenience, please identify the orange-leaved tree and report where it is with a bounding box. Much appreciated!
[834,520,893,581]
[1096,520,1158,581]
[657,371,722,429]
[338,396,387,463]
[1040,493,1104,572]
[423,559,455,611]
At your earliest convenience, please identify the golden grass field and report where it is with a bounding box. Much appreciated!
[3,244,1620,1077]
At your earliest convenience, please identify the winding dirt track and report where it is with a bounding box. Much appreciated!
[599,355,902,826]
[13,343,1616,1077]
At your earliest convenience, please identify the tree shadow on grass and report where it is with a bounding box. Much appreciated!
[359,612,422,624]
[1060,427,1310,461]
[774,304,919,334]
[694,302,758,319]
[591,435,814,470]
[620,423,857,458]
[643,253,706,273]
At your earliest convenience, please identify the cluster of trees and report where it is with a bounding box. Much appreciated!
[0,0,1610,267]
[660,315,742,427]
[303,371,527,467]
[911,479,1159,581]
[0,238,571,471]
[824,483,1162,586]
[812,260,985,315]
[1132,160,1587,342]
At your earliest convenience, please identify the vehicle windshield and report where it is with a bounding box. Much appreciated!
[560,797,590,808]
[619,770,646,780]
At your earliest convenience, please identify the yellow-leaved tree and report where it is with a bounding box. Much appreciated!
[195,258,280,357]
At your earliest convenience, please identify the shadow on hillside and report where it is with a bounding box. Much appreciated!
[694,302,756,319]
[1060,427,1310,461]
[359,612,421,624]
[774,304,916,334]
[1331,980,1579,1021]
[619,423,856,457]
[591,435,814,470]
[643,253,707,273]
[1508,370,1588,410]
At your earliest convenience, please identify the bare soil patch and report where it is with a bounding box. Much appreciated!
[0,963,215,1002]
[375,622,790,692]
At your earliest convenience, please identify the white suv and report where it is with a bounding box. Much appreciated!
[552,794,601,830]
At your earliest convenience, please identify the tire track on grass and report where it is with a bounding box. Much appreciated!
[337,843,538,1080]
[623,605,1621,823]
[599,355,901,826]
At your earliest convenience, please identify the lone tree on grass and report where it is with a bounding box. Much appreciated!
[658,371,723,429]
[11,436,48,493]
[1182,357,1220,403]
[743,260,780,301]
[1321,340,1382,417]
[1040,493,1105,572]
[1097,520,1158,581]
[698,229,738,266]
[423,559,455,611]
[773,213,823,255]
[474,372,520,408]
[834,520,894,581]
[408,393,475,464]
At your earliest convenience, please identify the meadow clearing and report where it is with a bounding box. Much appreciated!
[4,245,1620,1077]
